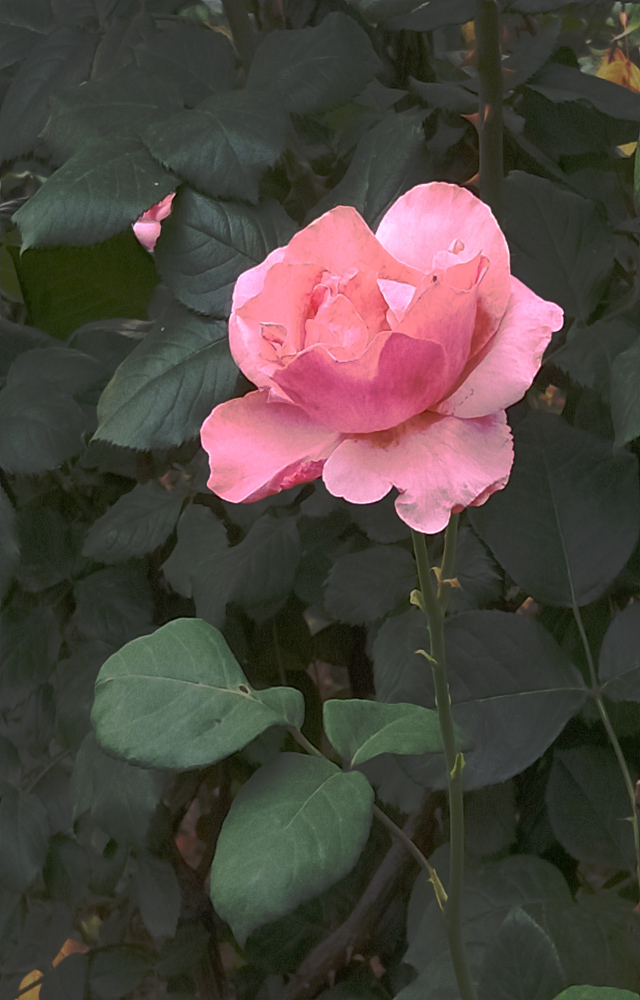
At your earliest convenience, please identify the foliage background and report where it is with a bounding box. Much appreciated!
[0,1,639,998]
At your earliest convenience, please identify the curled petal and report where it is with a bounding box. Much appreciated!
[376,182,511,335]
[132,193,175,251]
[271,332,446,433]
[322,411,513,535]
[201,390,341,503]
[437,276,564,418]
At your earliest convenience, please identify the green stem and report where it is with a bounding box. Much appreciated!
[439,511,460,614]
[221,0,256,71]
[572,601,640,896]
[412,529,477,1000]
[475,0,504,224]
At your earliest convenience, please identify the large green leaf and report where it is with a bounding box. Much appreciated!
[154,188,297,316]
[6,345,103,393]
[373,609,586,790]
[405,850,572,974]
[323,699,448,767]
[478,908,564,1000]
[94,302,237,450]
[546,746,636,871]
[552,319,637,402]
[387,0,475,31]
[143,91,287,204]
[0,27,97,160]
[14,135,175,248]
[611,338,640,447]
[134,19,235,106]
[0,484,19,599]
[70,564,154,647]
[42,64,183,161]
[9,231,159,339]
[598,603,640,703]
[323,544,416,625]
[82,481,185,563]
[0,0,56,71]
[16,502,83,592]
[553,988,640,999]
[528,63,640,122]
[470,412,639,607]
[502,171,614,321]
[310,110,430,230]
[41,952,89,1000]
[210,753,374,944]
[135,852,180,938]
[0,789,50,893]
[0,380,86,473]
[246,12,381,115]
[91,618,305,769]
[70,733,165,847]
[88,946,152,1000]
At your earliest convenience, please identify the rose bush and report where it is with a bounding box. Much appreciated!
[201,183,563,533]
[132,192,175,251]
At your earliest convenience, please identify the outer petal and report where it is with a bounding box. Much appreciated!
[322,411,513,535]
[376,183,511,335]
[436,276,564,418]
[201,390,342,502]
[271,332,446,433]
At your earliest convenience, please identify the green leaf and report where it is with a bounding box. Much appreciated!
[17,503,82,592]
[9,231,159,339]
[6,345,103,394]
[387,0,475,31]
[41,952,89,1000]
[0,484,19,599]
[310,110,430,230]
[88,946,152,1000]
[347,492,410,543]
[0,789,50,893]
[91,618,305,769]
[546,746,636,871]
[478,907,564,1000]
[324,545,416,625]
[155,924,210,978]
[0,0,56,71]
[465,782,517,858]
[528,63,640,122]
[246,12,381,115]
[0,380,85,474]
[406,850,572,974]
[0,605,61,699]
[611,338,640,447]
[82,482,185,563]
[43,833,90,905]
[598,603,640,703]
[210,753,374,944]
[154,188,297,317]
[552,319,637,402]
[553,988,639,999]
[70,733,164,847]
[323,699,448,767]
[449,526,502,615]
[94,301,237,450]
[135,852,180,938]
[134,19,235,106]
[503,171,614,321]
[470,412,640,607]
[43,64,183,161]
[70,564,154,647]
[0,27,97,160]
[14,135,175,249]
[373,609,586,790]
[143,91,287,204]
[161,502,229,601]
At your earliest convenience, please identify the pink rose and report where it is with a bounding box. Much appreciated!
[201,183,563,534]
[132,192,175,252]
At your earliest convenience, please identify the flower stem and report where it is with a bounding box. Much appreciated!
[475,0,504,224]
[412,528,477,1000]
[572,601,640,897]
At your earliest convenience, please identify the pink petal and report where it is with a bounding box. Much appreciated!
[229,207,422,388]
[132,193,175,251]
[271,332,446,433]
[201,390,341,503]
[322,411,513,535]
[375,183,511,336]
[437,276,564,418]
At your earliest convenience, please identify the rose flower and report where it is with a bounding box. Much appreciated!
[201,183,563,534]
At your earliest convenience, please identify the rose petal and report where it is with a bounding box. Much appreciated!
[375,183,511,335]
[437,276,564,418]
[271,332,446,433]
[229,207,422,388]
[201,390,341,502]
[322,411,513,534]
